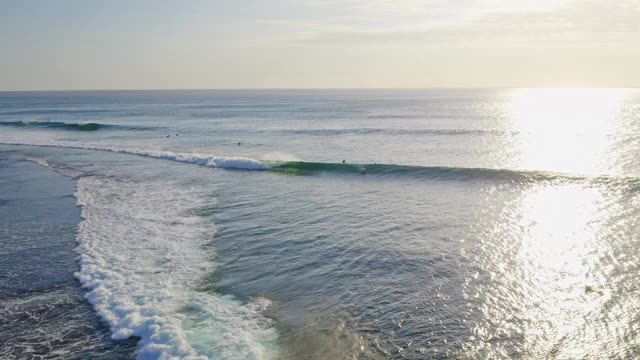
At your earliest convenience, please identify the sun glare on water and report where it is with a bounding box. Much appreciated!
[507,88,629,175]
[462,88,640,358]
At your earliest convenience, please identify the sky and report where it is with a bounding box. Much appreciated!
[1,0,639,90]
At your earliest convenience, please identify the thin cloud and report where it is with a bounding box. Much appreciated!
[264,0,640,45]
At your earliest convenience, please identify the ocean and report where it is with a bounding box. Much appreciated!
[1,88,639,359]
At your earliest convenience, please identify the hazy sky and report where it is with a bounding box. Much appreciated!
[1,0,639,90]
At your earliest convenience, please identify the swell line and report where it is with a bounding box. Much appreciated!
[4,140,639,188]
[269,161,640,187]
[0,120,154,131]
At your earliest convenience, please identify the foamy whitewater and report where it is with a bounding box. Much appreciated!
[2,89,640,359]
[12,152,278,359]
[75,176,277,359]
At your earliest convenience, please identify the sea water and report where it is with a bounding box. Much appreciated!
[1,89,640,359]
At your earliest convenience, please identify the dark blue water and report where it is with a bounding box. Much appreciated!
[0,150,137,359]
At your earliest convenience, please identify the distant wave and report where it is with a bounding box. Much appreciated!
[185,103,289,109]
[0,120,103,131]
[0,108,110,116]
[281,128,517,137]
[0,120,152,131]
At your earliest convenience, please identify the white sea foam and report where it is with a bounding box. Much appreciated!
[0,143,284,360]
[72,175,279,359]
[4,131,281,358]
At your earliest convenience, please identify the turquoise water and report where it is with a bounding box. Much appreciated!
[1,89,640,359]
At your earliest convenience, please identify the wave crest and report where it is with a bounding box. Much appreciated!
[0,120,154,131]
[0,120,103,131]
[5,138,640,189]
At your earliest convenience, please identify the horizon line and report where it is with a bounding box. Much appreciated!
[1,86,638,93]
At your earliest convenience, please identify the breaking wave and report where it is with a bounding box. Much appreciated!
[5,138,640,188]
[27,157,280,359]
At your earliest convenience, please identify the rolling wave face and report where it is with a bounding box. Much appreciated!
[271,161,542,181]
[270,162,640,190]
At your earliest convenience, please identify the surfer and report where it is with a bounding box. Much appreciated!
[585,285,603,295]
[360,167,367,175]
[238,142,241,145]
[342,159,345,164]
[166,134,170,138]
